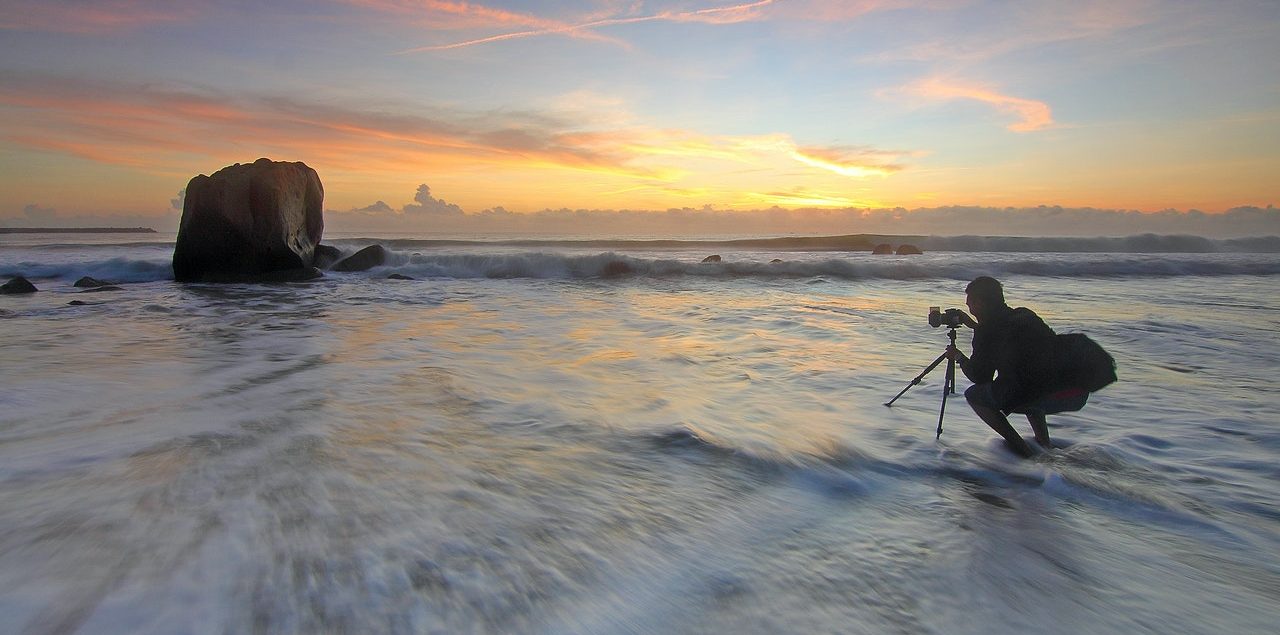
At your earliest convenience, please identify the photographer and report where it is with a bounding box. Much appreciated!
[945,276,1088,457]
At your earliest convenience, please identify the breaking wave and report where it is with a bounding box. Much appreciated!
[5,251,1280,284]
[359,250,1280,281]
[346,233,1280,254]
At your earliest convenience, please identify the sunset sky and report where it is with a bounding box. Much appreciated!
[1,0,1277,234]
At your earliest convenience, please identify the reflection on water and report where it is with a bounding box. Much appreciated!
[1,268,1278,633]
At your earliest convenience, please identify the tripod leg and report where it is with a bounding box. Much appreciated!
[936,356,955,438]
[884,352,949,407]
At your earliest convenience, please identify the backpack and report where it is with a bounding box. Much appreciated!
[1054,333,1117,392]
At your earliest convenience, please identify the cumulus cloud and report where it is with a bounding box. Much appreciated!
[353,200,396,215]
[403,184,463,216]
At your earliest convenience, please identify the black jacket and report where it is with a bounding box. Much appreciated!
[961,305,1058,411]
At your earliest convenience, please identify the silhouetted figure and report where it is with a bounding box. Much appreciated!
[946,276,1087,457]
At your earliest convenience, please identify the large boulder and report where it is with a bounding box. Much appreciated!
[172,158,324,282]
[872,243,893,255]
[895,244,924,255]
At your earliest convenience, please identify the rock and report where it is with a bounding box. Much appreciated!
[332,244,390,272]
[602,260,633,277]
[172,158,324,282]
[770,259,783,264]
[872,243,893,255]
[895,244,924,255]
[79,285,123,293]
[1,276,37,294]
[74,276,112,288]
[701,254,722,263]
[387,273,415,280]
[313,244,342,269]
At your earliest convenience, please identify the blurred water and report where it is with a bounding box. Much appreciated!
[1,240,1279,634]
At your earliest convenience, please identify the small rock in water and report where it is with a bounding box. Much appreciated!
[74,276,112,288]
[701,254,722,263]
[387,273,415,280]
[1,276,38,294]
[313,244,342,269]
[79,285,123,293]
[872,243,893,255]
[895,244,924,255]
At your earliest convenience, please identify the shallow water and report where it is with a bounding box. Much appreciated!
[2,237,1279,634]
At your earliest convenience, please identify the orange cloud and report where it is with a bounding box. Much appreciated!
[0,74,912,213]
[790,146,904,177]
[0,75,661,180]
[897,77,1054,132]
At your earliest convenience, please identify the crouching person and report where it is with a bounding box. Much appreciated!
[945,276,1091,458]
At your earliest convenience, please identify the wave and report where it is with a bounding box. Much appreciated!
[366,251,1280,281]
[0,257,174,283]
[920,234,1280,253]
[333,233,1280,254]
[5,250,1280,284]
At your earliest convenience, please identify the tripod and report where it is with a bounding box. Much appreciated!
[884,327,960,438]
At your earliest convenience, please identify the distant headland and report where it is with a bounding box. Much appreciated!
[0,227,156,234]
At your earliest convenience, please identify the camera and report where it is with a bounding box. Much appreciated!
[928,306,966,329]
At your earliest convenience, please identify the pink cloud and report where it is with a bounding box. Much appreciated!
[396,0,782,53]
[0,0,195,34]
[896,77,1054,132]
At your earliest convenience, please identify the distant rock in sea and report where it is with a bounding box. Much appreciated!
[74,276,112,288]
[895,244,924,255]
[387,273,415,280]
[172,158,324,283]
[1,276,38,294]
[332,245,389,272]
[701,255,722,263]
[872,243,894,255]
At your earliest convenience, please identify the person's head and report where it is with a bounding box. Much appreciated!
[965,276,1006,322]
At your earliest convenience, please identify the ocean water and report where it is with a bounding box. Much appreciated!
[2,232,1279,634]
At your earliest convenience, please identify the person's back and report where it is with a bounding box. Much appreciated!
[969,305,1057,412]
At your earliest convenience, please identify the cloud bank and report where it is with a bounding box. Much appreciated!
[326,184,1278,238]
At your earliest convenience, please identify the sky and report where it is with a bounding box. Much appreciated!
[0,0,1277,236]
